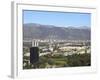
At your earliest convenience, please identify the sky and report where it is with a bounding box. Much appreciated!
[23,10,91,28]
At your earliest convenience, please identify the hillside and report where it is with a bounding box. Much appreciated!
[23,23,90,40]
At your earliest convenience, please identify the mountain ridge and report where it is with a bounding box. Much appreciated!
[23,23,91,40]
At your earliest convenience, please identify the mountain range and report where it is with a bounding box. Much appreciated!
[23,23,90,41]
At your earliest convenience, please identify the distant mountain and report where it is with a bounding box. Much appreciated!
[23,23,91,40]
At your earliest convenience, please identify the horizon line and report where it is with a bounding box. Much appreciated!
[23,23,90,28]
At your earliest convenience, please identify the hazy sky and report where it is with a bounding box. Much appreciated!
[23,10,91,28]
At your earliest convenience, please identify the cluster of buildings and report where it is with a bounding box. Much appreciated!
[23,39,91,68]
[23,39,91,56]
